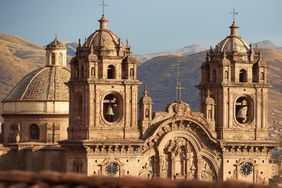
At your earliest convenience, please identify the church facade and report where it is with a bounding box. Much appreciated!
[0,14,276,184]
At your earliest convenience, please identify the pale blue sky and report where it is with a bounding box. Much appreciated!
[0,0,281,54]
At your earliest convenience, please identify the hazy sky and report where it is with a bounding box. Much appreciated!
[0,0,281,54]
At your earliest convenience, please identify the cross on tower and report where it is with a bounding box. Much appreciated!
[230,8,238,22]
[175,64,185,102]
[99,0,108,15]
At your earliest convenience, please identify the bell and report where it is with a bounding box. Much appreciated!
[106,105,115,116]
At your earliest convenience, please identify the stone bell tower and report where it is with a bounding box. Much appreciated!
[198,19,275,184]
[67,15,141,140]
[198,21,270,141]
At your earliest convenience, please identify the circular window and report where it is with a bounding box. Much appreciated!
[235,96,254,125]
[240,162,253,176]
[103,93,123,123]
[105,162,119,176]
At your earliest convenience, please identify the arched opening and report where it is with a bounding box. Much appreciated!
[107,65,116,79]
[59,53,63,65]
[103,93,123,123]
[130,68,134,78]
[75,93,83,122]
[239,69,247,82]
[51,53,56,65]
[29,124,40,140]
[224,70,229,80]
[145,109,149,118]
[91,67,95,76]
[260,72,265,80]
[235,96,254,124]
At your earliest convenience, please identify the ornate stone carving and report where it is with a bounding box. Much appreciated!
[138,162,153,179]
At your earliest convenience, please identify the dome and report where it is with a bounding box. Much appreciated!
[215,22,250,53]
[87,29,122,51]
[85,15,125,55]
[46,37,65,49]
[3,67,70,102]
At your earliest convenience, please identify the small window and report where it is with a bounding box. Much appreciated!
[51,53,56,65]
[130,68,134,78]
[260,72,264,80]
[59,53,63,65]
[224,70,229,80]
[239,69,247,82]
[30,124,40,140]
[91,67,95,76]
[145,109,149,118]
[108,65,116,79]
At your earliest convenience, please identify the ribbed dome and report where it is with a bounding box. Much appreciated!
[84,15,125,56]
[216,36,250,53]
[46,37,65,49]
[87,29,122,50]
[215,22,250,53]
[4,67,70,101]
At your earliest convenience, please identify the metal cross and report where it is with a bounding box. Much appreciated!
[175,64,185,102]
[230,8,238,22]
[99,0,108,15]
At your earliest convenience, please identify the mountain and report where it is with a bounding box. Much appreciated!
[138,46,282,143]
[0,35,281,142]
[255,40,282,51]
[137,44,206,63]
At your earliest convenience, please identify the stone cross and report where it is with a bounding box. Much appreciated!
[100,0,108,15]
[175,64,185,102]
[230,8,238,22]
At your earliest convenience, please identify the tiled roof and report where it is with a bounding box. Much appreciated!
[3,66,70,102]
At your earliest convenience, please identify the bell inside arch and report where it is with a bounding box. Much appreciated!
[106,104,115,116]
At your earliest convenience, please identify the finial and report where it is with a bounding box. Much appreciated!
[118,38,122,47]
[126,39,129,48]
[84,37,88,46]
[78,38,81,47]
[99,0,108,16]
[55,33,58,40]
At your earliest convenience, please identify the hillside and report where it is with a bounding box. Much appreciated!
[0,34,281,142]
[138,48,282,143]
[0,34,74,122]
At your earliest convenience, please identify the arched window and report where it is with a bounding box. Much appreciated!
[224,70,229,80]
[107,65,116,79]
[260,72,264,80]
[75,93,83,121]
[29,124,40,140]
[145,109,149,118]
[91,67,95,76]
[239,69,247,82]
[51,53,56,65]
[59,53,63,65]
[130,68,134,78]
